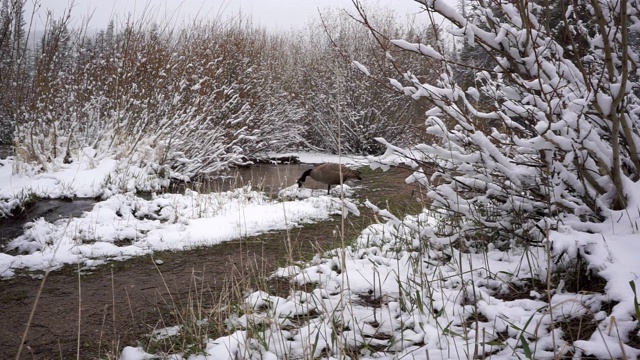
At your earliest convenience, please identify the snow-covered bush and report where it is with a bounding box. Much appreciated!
[10,15,305,180]
[364,0,640,245]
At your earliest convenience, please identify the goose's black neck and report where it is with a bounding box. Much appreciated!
[297,169,312,187]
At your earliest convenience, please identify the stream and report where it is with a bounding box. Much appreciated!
[0,164,417,360]
[0,163,321,248]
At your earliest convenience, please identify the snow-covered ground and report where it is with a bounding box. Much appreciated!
[1,151,639,359]
[119,204,640,359]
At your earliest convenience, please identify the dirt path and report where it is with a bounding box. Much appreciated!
[0,166,424,360]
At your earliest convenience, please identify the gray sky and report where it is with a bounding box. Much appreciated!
[25,0,426,32]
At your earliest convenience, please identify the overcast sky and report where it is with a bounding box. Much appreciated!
[24,0,426,32]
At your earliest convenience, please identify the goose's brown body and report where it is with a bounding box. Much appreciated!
[297,163,362,194]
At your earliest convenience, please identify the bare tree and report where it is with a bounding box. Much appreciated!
[0,0,28,145]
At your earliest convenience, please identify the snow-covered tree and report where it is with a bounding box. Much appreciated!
[293,8,433,155]
[365,0,640,244]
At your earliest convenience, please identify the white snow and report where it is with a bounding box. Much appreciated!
[0,155,117,201]
[174,194,640,359]
[120,178,640,359]
[352,60,371,76]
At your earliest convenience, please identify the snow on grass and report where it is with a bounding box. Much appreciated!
[0,148,171,217]
[122,195,640,359]
[0,154,117,212]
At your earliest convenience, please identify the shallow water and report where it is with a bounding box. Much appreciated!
[172,163,328,197]
[0,199,97,247]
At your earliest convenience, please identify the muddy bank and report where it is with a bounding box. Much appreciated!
[0,166,424,360]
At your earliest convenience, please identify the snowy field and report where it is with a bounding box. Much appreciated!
[1,151,639,358]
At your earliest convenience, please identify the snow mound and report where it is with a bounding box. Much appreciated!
[278,184,356,200]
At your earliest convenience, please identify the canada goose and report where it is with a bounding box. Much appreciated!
[297,163,362,194]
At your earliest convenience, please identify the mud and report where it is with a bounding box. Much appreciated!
[0,165,424,360]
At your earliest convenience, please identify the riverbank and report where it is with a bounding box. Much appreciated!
[1,164,421,359]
